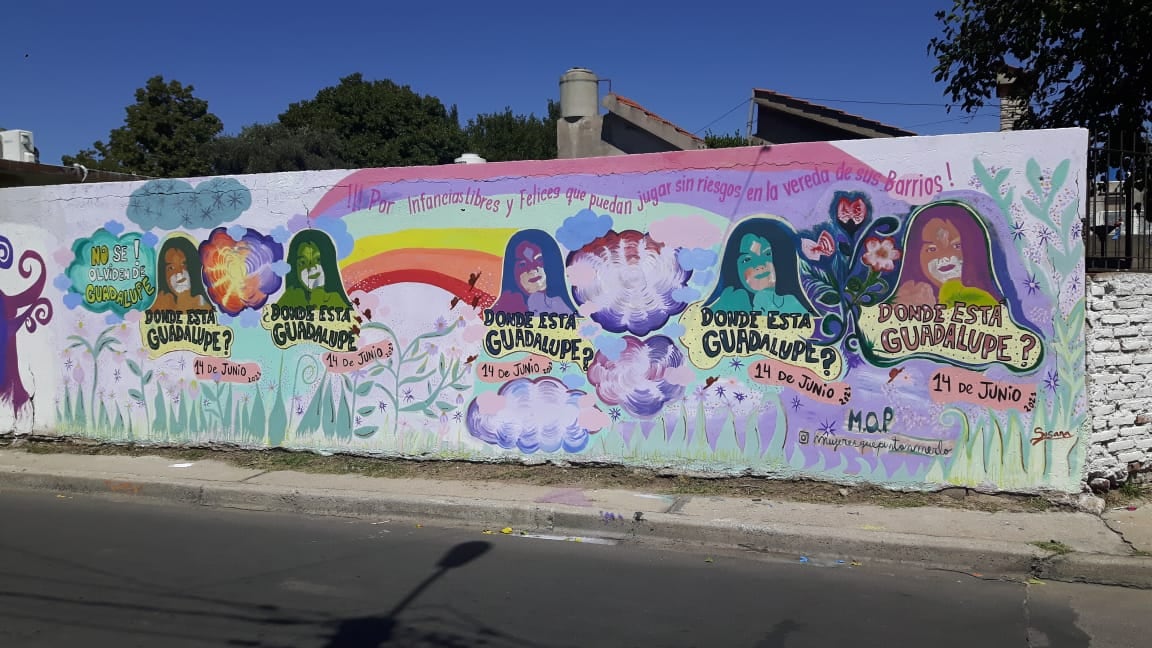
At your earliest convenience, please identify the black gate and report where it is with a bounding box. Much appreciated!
[1086,131,1150,271]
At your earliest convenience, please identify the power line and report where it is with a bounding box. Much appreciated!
[787,95,1003,109]
[908,113,999,128]
[692,98,750,135]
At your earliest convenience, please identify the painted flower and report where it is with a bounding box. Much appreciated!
[801,230,836,261]
[1024,273,1041,295]
[837,195,868,225]
[861,237,901,273]
[832,192,870,237]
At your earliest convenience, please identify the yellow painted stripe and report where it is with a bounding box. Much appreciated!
[342,228,518,266]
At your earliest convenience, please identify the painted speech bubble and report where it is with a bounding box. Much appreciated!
[66,228,157,314]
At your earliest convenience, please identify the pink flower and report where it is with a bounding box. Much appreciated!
[861,237,901,273]
[837,196,867,225]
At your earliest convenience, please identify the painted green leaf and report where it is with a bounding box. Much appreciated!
[267,381,288,447]
[353,426,378,438]
[435,401,454,411]
[128,389,145,402]
[113,405,125,435]
[1026,158,1043,197]
[342,374,353,392]
[422,408,434,418]
[817,292,840,306]
[142,370,154,385]
[298,380,328,438]
[354,381,374,397]
[175,393,189,437]
[201,384,217,401]
[370,366,388,376]
[1050,159,1070,195]
[357,406,376,417]
[335,389,352,440]
[153,389,167,437]
[126,359,142,377]
[248,390,267,443]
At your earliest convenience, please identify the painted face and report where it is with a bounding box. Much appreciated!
[515,241,546,294]
[737,234,777,292]
[297,242,325,290]
[919,219,964,285]
[164,247,191,295]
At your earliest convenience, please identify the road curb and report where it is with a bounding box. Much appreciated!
[3,466,1151,588]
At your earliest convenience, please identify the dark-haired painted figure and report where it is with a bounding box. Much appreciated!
[150,235,210,312]
[491,230,576,315]
[895,203,1000,308]
[277,230,352,309]
[706,218,810,314]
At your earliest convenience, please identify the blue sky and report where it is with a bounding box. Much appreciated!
[2,0,999,166]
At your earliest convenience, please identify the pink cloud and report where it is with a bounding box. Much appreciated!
[647,216,724,249]
[578,406,611,432]
[666,363,696,386]
[476,391,507,415]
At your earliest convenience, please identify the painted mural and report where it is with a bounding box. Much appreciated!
[0,129,1089,492]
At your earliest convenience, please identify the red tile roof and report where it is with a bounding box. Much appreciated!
[609,94,705,143]
[752,88,915,137]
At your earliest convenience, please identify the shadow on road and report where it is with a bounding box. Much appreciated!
[320,540,552,648]
[755,619,804,647]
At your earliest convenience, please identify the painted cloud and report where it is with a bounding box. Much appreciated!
[466,376,603,454]
[587,335,687,418]
[567,230,691,336]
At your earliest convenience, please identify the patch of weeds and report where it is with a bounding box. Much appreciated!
[1031,540,1073,555]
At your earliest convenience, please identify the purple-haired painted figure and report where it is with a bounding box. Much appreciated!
[491,229,576,315]
[894,203,1001,308]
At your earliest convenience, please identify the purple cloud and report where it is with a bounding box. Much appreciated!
[556,209,613,251]
[567,230,691,336]
[466,377,601,453]
[587,335,687,418]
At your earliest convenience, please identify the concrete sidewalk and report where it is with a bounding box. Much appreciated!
[2,448,1150,588]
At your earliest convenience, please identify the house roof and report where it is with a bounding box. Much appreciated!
[604,94,705,145]
[0,159,149,188]
[752,88,915,138]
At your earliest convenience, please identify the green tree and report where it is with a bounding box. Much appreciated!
[463,101,560,162]
[208,123,348,175]
[929,1,1152,135]
[62,76,222,177]
[703,129,749,148]
[278,73,465,167]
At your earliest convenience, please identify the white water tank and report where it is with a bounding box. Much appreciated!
[454,153,487,164]
[1,130,36,163]
[559,68,599,119]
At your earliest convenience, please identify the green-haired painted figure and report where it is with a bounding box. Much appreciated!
[277,230,352,309]
[706,219,810,315]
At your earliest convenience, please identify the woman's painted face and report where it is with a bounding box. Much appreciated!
[515,241,546,294]
[738,234,777,292]
[164,247,191,294]
[919,218,964,286]
[297,242,325,290]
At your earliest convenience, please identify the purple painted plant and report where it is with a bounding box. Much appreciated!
[0,235,53,416]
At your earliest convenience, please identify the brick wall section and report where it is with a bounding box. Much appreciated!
[1087,273,1152,485]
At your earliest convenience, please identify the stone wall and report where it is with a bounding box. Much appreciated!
[1087,273,1152,486]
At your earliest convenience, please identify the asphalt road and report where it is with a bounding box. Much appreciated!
[0,490,1147,647]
